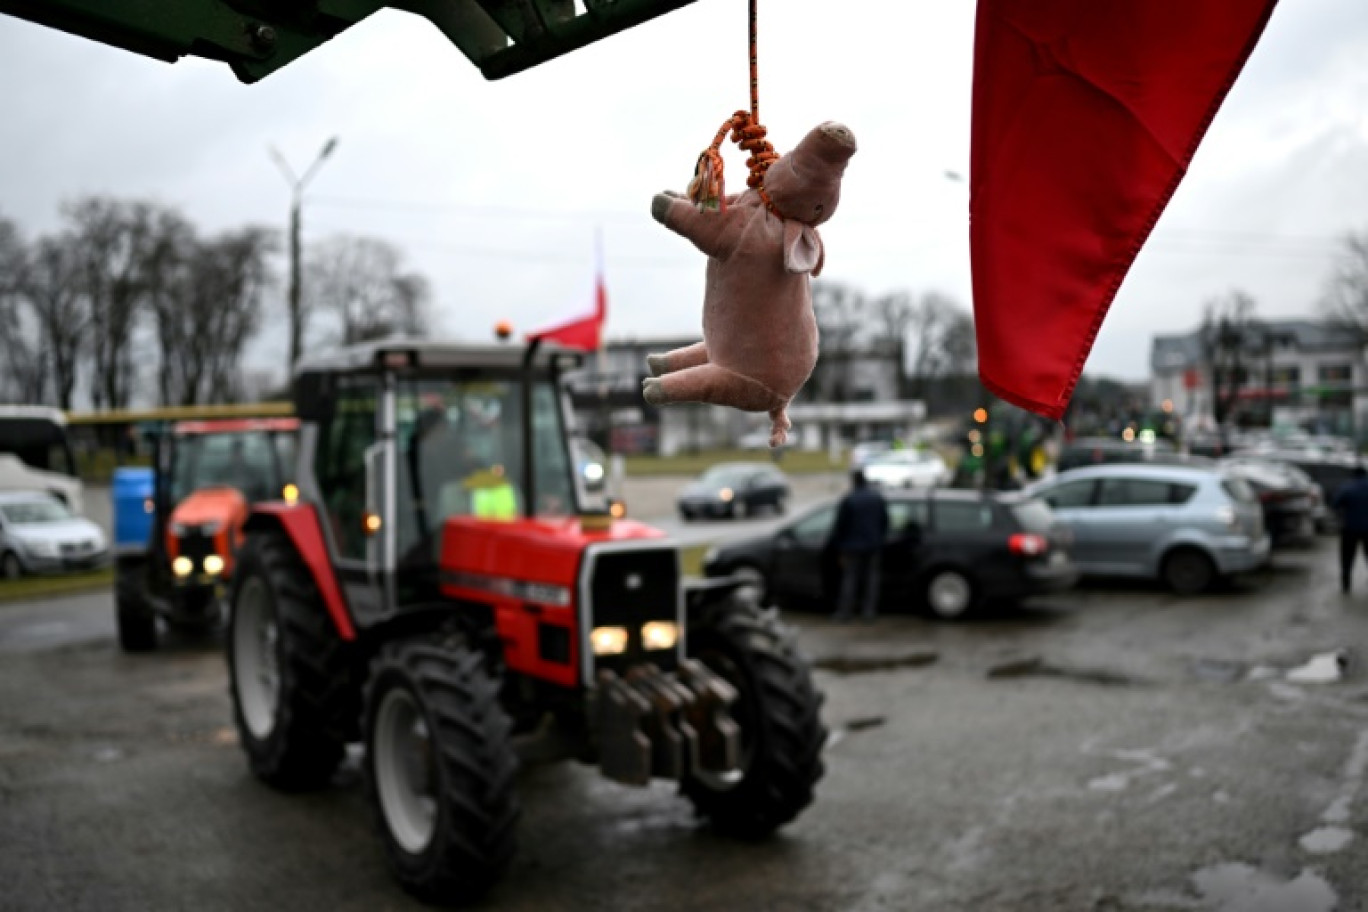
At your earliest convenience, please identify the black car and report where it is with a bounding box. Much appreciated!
[1219,457,1320,544]
[1229,448,1360,532]
[703,489,1078,619]
[677,462,790,520]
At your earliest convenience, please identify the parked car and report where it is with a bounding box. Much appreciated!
[850,440,893,468]
[703,488,1078,620]
[862,448,952,489]
[677,462,790,520]
[0,490,109,579]
[1025,464,1269,595]
[1219,456,1320,544]
[1228,447,1361,529]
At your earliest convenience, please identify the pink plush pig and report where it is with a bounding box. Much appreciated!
[643,121,857,447]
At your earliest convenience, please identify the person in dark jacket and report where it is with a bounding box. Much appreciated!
[1333,465,1368,594]
[827,469,890,620]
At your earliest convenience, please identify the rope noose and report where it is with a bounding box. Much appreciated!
[686,0,781,216]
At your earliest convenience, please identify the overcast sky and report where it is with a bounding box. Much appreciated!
[1,0,1366,390]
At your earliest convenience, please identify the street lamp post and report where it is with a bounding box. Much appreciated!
[270,137,338,370]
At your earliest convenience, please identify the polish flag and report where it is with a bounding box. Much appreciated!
[969,0,1278,420]
[528,234,607,352]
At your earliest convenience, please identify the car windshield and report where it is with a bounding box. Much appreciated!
[1009,498,1054,533]
[171,430,289,503]
[701,465,758,487]
[0,499,72,524]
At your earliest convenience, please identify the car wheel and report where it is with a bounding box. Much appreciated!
[924,568,975,620]
[1161,547,1216,596]
[1,551,23,580]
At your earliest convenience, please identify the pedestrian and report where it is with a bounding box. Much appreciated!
[1333,465,1368,594]
[826,468,890,621]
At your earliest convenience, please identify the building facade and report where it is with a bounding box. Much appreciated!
[1150,319,1366,438]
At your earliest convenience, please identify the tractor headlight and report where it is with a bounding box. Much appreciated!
[172,556,194,577]
[203,555,225,576]
[590,626,629,656]
[641,621,679,652]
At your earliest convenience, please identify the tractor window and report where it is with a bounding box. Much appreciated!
[394,377,576,564]
[315,377,379,562]
[169,431,281,504]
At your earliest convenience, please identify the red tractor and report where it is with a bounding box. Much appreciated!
[116,417,299,652]
[226,339,826,902]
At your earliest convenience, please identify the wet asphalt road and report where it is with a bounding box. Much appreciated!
[4,514,1368,910]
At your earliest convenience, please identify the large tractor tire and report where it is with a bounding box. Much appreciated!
[363,639,520,903]
[227,531,357,791]
[115,560,158,653]
[683,594,827,838]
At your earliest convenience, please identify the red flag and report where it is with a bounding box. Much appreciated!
[527,239,608,351]
[969,0,1277,419]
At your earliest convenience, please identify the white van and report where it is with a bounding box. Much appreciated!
[0,406,85,516]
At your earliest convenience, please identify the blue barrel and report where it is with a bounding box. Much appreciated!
[112,467,156,553]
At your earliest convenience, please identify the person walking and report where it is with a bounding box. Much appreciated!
[827,468,890,621]
[1333,465,1368,594]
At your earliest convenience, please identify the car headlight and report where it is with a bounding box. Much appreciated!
[590,626,629,656]
[718,487,734,502]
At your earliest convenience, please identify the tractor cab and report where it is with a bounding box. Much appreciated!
[226,339,827,903]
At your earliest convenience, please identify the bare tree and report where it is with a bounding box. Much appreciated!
[1199,289,1259,430]
[0,217,51,404]
[63,197,163,411]
[17,234,88,409]
[906,292,976,398]
[872,291,915,398]
[305,235,429,345]
[148,223,275,406]
[810,280,865,402]
[1322,228,1368,331]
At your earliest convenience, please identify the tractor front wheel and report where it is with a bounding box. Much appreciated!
[683,594,826,837]
[227,531,357,791]
[363,639,520,904]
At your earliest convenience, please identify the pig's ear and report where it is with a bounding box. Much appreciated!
[783,222,825,275]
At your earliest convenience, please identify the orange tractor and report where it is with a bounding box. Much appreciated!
[115,417,299,651]
[225,339,826,902]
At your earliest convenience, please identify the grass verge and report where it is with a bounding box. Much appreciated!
[0,566,114,603]
[625,449,846,477]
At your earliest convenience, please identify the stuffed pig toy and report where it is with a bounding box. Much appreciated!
[643,121,857,447]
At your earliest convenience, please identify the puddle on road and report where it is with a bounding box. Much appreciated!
[1189,863,1337,912]
[1298,826,1353,854]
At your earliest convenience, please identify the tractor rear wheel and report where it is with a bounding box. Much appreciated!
[115,560,157,653]
[363,639,520,903]
[227,531,357,791]
[683,593,826,838]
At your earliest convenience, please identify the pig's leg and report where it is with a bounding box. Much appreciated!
[646,341,709,377]
[642,363,783,413]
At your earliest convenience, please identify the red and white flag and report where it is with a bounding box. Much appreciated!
[969,0,1278,419]
[527,232,607,352]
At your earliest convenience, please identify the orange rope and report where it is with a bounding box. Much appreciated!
[687,0,780,215]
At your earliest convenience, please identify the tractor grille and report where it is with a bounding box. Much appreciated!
[588,548,678,627]
[586,546,680,676]
[178,530,214,564]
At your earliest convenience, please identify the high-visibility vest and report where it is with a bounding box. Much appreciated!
[472,482,518,520]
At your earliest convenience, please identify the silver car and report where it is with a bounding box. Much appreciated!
[1026,464,1269,595]
[0,490,109,578]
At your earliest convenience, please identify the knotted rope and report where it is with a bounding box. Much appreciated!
[686,0,781,215]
